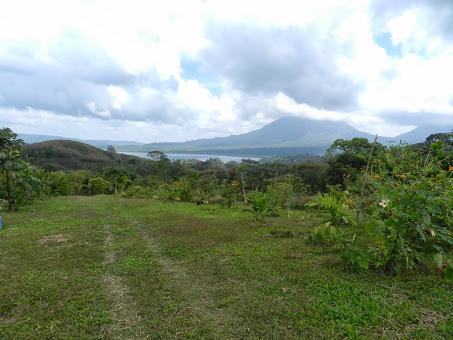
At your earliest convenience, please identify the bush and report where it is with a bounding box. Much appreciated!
[267,175,294,209]
[245,191,277,222]
[121,185,155,198]
[267,174,309,209]
[307,224,344,246]
[156,183,177,202]
[342,142,453,273]
[221,179,239,207]
[310,193,356,227]
[173,178,193,202]
[87,177,111,195]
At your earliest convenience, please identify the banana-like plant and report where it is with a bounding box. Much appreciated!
[312,193,356,227]
[244,191,277,222]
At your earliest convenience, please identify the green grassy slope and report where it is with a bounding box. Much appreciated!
[0,196,451,338]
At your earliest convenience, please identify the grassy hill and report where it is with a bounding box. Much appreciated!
[24,140,147,172]
[0,196,451,338]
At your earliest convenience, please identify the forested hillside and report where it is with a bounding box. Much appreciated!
[24,140,147,172]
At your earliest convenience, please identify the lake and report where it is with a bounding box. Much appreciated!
[121,152,261,163]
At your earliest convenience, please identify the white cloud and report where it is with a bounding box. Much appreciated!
[0,0,452,141]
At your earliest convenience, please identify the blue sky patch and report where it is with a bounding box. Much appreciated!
[374,32,402,57]
[181,58,223,96]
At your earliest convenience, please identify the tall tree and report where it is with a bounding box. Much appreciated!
[107,145,117,153]
[325,138,384,186]
[0,128,25,210]
[104,168,130,195]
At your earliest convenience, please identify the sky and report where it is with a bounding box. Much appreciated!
[1,0,452,142]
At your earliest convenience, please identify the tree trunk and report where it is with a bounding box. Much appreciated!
[5,169,12,211]
[240,172,247,203]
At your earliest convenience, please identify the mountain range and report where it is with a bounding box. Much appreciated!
[117,117,451,156]
[386,125,453,145]
[17,116,452,157]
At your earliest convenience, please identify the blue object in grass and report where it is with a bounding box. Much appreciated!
[0,216,3,229]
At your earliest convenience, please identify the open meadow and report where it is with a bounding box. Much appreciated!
[1,196,451,338]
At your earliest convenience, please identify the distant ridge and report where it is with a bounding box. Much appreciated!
[18,133,144,149]
[389,125,453,144]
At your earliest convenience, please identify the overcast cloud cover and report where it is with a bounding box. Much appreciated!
[1,0,452,142]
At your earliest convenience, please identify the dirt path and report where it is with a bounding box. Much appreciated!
[103,223,144,339]
[135,221,235,338]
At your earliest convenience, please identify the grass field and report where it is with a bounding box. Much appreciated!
[0,196,451,338]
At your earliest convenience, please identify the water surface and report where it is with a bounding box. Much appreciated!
[122,152,260,162]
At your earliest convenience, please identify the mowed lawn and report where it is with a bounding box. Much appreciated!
[0,196,451,339]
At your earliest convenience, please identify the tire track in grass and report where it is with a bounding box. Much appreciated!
[134,221,236,338]
[103,223,144,339]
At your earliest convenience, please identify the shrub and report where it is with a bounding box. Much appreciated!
[121,185,155,198]
[245,191,277,222]
[267,174,309,209]
[156,183,177,202]
[221,179,239,207]
[267,175,294,209]
[307,224,344,246]
[311,193,356,227]
[87,177,111,195]
[343,142,453,273]
[177,178,193,202]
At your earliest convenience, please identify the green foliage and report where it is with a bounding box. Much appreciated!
[341,246,374,271]
[0,128,41,210]
[342,141,453,273]
[173,178,193,202]
[311,192,356,227]
[244,191,276,222]
[328,137,384,156]
[121,185,155,199]
[266,175,293,209]
[12,166,42,206]
[221,179,239,207]
[41,170,91,196]
[325,138,384,186]
[147,150,172,181]
[147,150,170,162]
[267,174,310,209]
[307,224,344,246]
[104,168,131,195]
[87,177,111,195]
[157,182,177,202]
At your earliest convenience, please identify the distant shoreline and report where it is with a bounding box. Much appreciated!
[121,151,261,163]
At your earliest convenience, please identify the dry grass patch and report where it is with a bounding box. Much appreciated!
[38,234,70,245]
[103,223,144,339]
